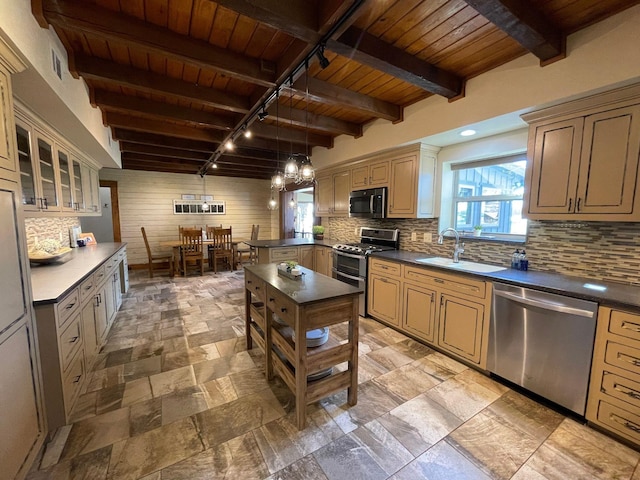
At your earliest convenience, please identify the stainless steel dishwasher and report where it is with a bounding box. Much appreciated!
[488,282,598,416]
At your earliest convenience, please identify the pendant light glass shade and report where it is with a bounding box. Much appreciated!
[284,158,298,179]
[299,156,315,182]
[267,191,278,210]
[271,171,285,191]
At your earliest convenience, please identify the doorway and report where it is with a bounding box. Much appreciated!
[79,180,121,242]
[281,185,315,238]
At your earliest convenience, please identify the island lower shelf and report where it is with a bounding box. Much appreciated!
[244,263,361,429]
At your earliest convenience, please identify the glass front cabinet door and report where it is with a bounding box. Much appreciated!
[15,117,61,213]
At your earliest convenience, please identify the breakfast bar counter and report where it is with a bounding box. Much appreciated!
[243,263,362,429]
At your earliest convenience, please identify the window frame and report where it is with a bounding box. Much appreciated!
[449,154,528,242]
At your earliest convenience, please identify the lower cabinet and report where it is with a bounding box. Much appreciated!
[402,282,437,343]
[368,273,401,326]
[33,247,126,432]
[438,293,485,364]
[299,246,314,269]
[587,306,640,447]
[367,258,491,368]
[314,246,333,277]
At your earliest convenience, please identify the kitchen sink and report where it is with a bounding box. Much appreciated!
[415,257,507,273]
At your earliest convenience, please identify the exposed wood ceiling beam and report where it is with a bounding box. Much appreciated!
[266,104,362,137]
[92,90,239,131]
[249,122,333,149]
[212,0,320,44]
[328,28,463,99]
[111,129,217,152]
[462,0,565,63]
[105,113,225,143]
[228,148,284,162]
[75,56,250,114]
[118,143,211,161]
[290,77,401,122]
[122,160,270,179]
[231,136,306,155]
[121,152,279,171]
[35,0,277,87]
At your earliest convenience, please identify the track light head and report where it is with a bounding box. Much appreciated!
[257,108,269,121]
[316,44,330,69]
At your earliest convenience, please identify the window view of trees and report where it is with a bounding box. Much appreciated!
[453,158,527,236]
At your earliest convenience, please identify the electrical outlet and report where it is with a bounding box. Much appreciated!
[411,232,417,241]
[424,233,432,243]
[354,227,359,235]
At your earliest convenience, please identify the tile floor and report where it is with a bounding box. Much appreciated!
[27,269,640,480]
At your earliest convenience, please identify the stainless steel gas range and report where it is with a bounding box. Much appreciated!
[332,227,400,316]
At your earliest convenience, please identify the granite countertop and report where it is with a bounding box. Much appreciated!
[30,243,126,305]
[244,263,362,305]
[245,238,338,248]
[373,250,640,310]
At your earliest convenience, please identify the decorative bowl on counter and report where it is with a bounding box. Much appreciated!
[29,247,72,264]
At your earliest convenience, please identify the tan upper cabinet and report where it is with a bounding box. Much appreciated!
[351,160,389,190]
[317,143,439,219]
[388,155,417,217]
[523,84,640,221]
[315,168,350,217]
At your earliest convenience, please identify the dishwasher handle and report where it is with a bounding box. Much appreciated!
[494,290,595,318]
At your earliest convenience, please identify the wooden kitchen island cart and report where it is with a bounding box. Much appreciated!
[244,264,362,429]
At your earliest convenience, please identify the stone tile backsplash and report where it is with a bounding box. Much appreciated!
[25,217,81,251]
[326,217,640,286]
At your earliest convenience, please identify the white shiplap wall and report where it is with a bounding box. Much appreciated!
[99,168,279,266]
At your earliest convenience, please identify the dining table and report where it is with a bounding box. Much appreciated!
[160,238,248,276]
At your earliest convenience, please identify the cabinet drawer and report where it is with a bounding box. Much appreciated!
[57,288,80,328]
[369,258,401,277]
[605,341,640,377]
[79,274,96,303]
[59,312,82,372]
[270,248,299,262]
[63,348,85,416]
[266,286,296,327]
[245,270,266,302]
[593,399,640,445]
[405,266,486,298]
[610,310,640,343]
[93,264,107,285]
[105,254,119,274]
[601,371,640,410]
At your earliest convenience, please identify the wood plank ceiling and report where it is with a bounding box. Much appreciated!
[32,0,640,179]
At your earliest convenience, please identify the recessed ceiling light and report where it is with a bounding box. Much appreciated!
[460,129,476,137]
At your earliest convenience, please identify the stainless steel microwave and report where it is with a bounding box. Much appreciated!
[349,187,387,218]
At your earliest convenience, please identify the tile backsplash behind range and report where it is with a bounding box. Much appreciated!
[326,217,640,286]
[25,217,81,251]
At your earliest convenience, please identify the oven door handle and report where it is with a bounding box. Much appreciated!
[332,268,363,283]
[333,250,364,260]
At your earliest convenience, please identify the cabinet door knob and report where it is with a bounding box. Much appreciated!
[568,198,572,211]
[576,198,582,211]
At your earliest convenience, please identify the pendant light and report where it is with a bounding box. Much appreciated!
[284,78,299,181]
[202,174,210,211]
[299,64,315,183]
[270,90,285,192]
[267,190,278,210]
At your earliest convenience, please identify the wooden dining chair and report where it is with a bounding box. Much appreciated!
[141,227,173,278]
[209,227,233,273]
[236,224,259,267]
[179,228,205,276]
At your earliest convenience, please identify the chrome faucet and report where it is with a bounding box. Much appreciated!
[438,227,465,263]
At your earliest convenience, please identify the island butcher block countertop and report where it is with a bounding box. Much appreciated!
[30,243,126,304]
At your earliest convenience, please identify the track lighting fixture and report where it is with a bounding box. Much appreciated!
[316,44,330,69]
[212,162,218,169]
[257,107,269,121]
[225,139,234,150]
